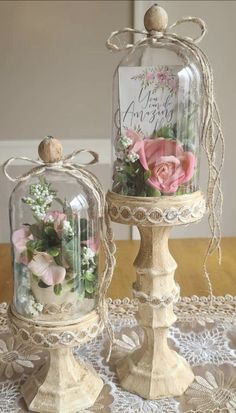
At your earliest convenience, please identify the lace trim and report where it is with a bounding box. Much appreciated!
[132,283,180,307]
[0,297,235,413]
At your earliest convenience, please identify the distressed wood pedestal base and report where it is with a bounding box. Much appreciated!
[8,307,104,413]
[21,347,103,413]
[107,190,206,399]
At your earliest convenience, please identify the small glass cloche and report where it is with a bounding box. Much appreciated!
[6,136,110,323]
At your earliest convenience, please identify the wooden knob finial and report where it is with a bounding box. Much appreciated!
[144,4,168,32]
[38,136,63,163]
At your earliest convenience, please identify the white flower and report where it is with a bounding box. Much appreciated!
[35,212,46,220]
[116,151,125,161]
[24,294,43,317]
[126,151,139,163]
[82,246,95,262]
[186,369,236,412]
[0,337,41,379]
[44,214,54,223]
[171,326,236,366]
[119,135,132,149]
[63,220,74,237]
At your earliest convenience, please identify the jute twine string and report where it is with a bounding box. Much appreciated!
[106,17,225,304]
[3,150,116,360]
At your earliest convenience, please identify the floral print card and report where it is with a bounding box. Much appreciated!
[113,66,198,197]
[118,66,179,137]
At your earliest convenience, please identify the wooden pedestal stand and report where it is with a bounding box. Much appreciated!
[107,190,205,399]
[8,305,104,413]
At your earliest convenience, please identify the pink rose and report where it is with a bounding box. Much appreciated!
[45,211,67,238]
[28,252,66,286]
[129,134,195,193]
[12,226,33,265]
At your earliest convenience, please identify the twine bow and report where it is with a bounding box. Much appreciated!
[107,14,225,303]
[3,149,99,183]
[106,16,207,52]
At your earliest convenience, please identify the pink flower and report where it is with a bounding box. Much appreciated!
[129,133,195,193]
[45,211,67,238]
[12,226,33,265]
[28,252,66,286]
[82,238,99,252]
[146,72,154,81]
[157,72,168,82]
[168,79,177,90]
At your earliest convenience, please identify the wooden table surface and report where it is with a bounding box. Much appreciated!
[0,238,235,303]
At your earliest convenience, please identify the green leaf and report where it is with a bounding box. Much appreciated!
[30,224,43,239]
[85,280,94,294]
[44,226,57,238]
[26,240,45,252]
[114,172,127,183]
[154,126,176,140]
[62,238,77,269]
[144,170,151,181]
[32,273,39,282]
[84,271,96,282]
[54,284,62,295]
[48,247,60,257]
[145,186,161,197]
[182,140,195,153]
[38,280,50,288]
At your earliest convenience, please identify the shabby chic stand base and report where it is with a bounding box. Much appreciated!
[8,306,104,413]
[107,190,205,399]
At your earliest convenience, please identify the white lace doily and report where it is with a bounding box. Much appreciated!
[0,297,236,413]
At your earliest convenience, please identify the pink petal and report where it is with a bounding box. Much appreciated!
[178,152,195,183]
[12,227,32,254]
[28,253,66,286]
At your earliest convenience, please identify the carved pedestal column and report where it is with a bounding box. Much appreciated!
[8,306,104,413]
[107,190,205,399]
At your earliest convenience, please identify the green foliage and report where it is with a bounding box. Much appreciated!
[21,177,98,299]
[85,279,94,294]
[54,284,62,295]
[144,170,151,181]
[153,126,176,140]
[62,239,76,269]
[26,239,46,252]
[47,247,60,257]
[145,186,161,197]
[38,280,50,288]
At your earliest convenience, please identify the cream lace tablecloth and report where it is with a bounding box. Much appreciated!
[0,297,236,413]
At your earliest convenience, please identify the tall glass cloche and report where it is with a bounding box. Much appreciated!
[111,5,203,198]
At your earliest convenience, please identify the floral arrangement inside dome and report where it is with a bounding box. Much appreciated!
[113,126,196,197]
[12,178,98,318]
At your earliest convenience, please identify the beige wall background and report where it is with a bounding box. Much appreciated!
[0,0,235,242]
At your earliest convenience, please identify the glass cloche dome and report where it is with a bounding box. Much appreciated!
[111,9,203,198]
[7,137,103,322]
